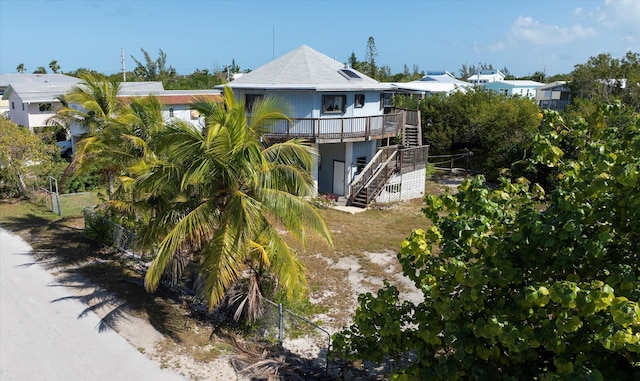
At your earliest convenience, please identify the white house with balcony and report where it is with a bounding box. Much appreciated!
[220,45,428,207]
[467,69,505,86]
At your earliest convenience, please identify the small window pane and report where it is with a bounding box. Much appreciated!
[355,94,365,108]
[245,94,263,112]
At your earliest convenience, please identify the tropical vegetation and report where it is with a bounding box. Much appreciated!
[333,101,640,379]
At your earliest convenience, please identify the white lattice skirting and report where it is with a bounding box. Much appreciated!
[376,168,426,204]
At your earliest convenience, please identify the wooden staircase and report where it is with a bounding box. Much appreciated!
[347,108,426,208]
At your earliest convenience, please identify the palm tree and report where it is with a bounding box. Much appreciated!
[32,66,47,74]
[16,63,25,74]
[134,87,333,320]
[49,60,60,74]
[53,73,127,197]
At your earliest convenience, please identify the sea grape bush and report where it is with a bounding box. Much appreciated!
[333,103,640,380]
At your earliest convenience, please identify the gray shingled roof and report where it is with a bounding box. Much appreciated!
[222,45,390,91]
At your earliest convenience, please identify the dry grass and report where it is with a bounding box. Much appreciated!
[0,176,457,370]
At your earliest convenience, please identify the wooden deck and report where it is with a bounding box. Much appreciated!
[261,112,406,143]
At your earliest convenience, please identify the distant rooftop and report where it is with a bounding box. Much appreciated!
[0,73,79,88]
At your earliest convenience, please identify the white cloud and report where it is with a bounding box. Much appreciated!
[508,16,598,45]
[592,0,640,29]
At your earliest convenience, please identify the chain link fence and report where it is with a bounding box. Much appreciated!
[83,207,137,257]
[256,297,333,371]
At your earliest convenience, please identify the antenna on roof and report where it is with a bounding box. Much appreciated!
[121,48,126,81]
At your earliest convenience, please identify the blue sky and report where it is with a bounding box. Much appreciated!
[1,0,638,78]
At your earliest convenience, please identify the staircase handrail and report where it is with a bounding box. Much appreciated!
[360,151,399,205]
[349,145,397,197]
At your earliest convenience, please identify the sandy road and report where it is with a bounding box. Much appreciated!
[0,228,186,381]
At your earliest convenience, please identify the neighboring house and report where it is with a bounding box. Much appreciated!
[67,81,165,148]
[0,73,80,120]
[392,71,474,96]
[220,45,429,207]
[482,80,545,99]
[68,84,221,152]
[467,69,505,86]
[118,89,221,130]
[1,74,81,129]
[536,81,572,111]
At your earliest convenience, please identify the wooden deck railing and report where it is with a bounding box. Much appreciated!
[261,112,403,142]
[349,146,397,199]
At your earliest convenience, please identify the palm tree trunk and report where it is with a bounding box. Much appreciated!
[107,171,115,199]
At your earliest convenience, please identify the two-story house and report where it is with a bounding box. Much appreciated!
[467,69,505,86]
[1,74,81,129]
[220,45,428,207]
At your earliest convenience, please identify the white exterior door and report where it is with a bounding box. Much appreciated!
[333,161,345,196]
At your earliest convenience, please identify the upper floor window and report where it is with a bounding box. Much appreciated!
[354,94,365,108]
[245,94,263,112]
[39,103,52,112]
[11,101,15,110]
[322,95,346,114]
[169,108,174,117]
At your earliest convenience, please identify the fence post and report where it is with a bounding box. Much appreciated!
[278,303,284,347]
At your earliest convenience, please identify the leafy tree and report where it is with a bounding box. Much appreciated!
[348,51,362,72]
[458,63,475,79]
[520,70,546,82]
[130,47,177,84]
[333,102,640,380]
[32,66,47,74]
[500,66,513,79]
[16,63,25,74]
[125,87,333,319]
[415,91,541,178]
[378,64,392,81]
[0,119,55,197]
[363,36,378,79]
[64,67,101,78]
[49,60,60,74]
[570,51,640,110]
[547,73,571,82]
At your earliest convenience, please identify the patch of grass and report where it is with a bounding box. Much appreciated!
[59,192,96,216]
[0,179,455,366]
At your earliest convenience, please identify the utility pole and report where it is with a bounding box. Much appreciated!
[121,48,126,81]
